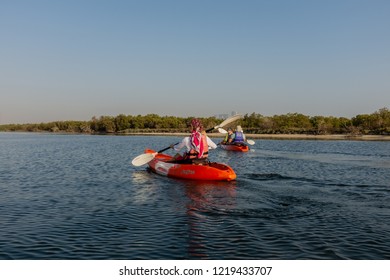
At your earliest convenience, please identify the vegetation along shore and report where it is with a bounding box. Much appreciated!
[1,108,389,140]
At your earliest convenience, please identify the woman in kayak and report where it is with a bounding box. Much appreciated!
[170,118,217,164]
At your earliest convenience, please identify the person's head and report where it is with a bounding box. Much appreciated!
[190,118,203,132]
[236,125,243,132]
[227,127,233,134]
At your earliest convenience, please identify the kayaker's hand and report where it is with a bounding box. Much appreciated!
[170,144,175,149]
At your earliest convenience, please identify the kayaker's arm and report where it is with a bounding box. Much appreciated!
[171,137,189,152]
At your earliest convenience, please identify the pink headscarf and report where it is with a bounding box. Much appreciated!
[190,119,204,158]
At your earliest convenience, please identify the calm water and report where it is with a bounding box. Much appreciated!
[1,133,389,259]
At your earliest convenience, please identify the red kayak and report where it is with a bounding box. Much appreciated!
[145,149,236,181]
[220,143,249,152]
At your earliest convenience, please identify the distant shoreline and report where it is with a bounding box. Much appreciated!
[120,132,390,141]
[1,131,390,141]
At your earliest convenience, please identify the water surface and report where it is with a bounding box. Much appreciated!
[1,133,389,259]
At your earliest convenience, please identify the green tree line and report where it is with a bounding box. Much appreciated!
[1,108,389,135]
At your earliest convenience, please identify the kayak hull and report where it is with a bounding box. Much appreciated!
[220,143,249,152]
[145,149,236,181]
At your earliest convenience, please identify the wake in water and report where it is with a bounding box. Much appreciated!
[243,172,390,189]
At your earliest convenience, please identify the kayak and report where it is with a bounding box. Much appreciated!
[220,143,249,152]
[144,149,236,181]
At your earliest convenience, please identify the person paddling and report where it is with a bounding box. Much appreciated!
[220,127,235,144]
[170,118,217,164]
[233,125,247,144]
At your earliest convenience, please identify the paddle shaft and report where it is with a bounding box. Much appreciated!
[158,145,175,153]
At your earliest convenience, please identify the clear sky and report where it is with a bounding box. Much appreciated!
[1,0,389,124]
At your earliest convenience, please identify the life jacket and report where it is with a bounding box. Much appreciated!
[188,133,209,159]
[224,132,234,143]
[234,131,244,143]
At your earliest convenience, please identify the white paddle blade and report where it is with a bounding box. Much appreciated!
[247,139,255,145]
[131,152,157,166]
[216,114,243,129]
[218,127,227,134]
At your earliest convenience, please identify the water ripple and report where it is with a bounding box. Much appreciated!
[1,134,389,259]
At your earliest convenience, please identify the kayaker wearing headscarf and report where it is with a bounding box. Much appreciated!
[170,118,217,163]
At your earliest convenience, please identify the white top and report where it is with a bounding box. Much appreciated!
[173,136,217,153]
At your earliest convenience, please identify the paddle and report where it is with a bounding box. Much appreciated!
[131,114,243,166]
[218,128,228,134]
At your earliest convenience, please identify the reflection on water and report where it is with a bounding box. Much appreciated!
[131,170,161,205]
[130,170,239,259]
[184,180,237,212]
[183,181,237,259]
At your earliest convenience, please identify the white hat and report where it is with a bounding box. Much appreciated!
[236,125,243,132]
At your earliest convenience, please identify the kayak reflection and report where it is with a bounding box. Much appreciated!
[183,181,237,259]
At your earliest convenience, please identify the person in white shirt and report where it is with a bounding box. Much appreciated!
[170,118,217,163]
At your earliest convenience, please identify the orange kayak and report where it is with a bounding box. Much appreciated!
[145,149,236,181]
[220,143,249,152]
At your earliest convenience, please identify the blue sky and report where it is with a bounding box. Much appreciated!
[1,0,389,124]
